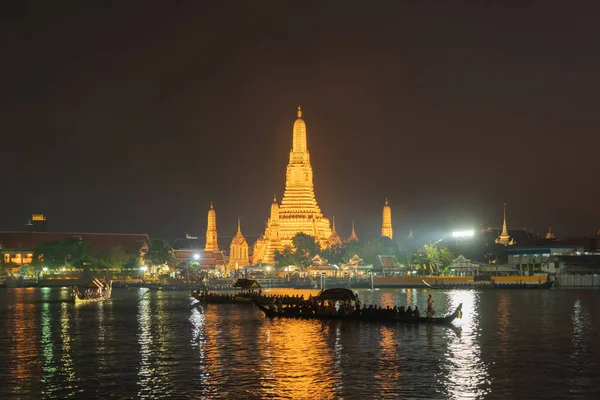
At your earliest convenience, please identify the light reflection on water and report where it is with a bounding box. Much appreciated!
[442,290,491,399]
[0,288,599,399]
[569,298,596,396]
[258,317,340,399]
[137,288,155,397]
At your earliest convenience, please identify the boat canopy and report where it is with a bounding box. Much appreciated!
[233,278,261,290]
[317,288,357,301]
[83,278,107,289]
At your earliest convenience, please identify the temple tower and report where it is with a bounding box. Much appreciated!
[328,216,343,247]
[205,202,219,251]
[347,220,359,242]
[229,218,249,269]
[264,106,332,248]
[496,203,513,246]
[545,225,556,240]
[262,195,284,264]
[382,199,393,239]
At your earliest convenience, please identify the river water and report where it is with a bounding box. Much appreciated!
[0,287,598,399]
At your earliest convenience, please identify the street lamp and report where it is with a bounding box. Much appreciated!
[452,230,474,238]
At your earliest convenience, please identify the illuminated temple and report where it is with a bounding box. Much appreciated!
[252,106,332,265]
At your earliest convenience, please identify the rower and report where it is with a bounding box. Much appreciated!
[426,294,436,318]
[413,306,420,318]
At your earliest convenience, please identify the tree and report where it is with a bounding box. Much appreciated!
[340,240,363,264]
[33,238,97,269]
[319,244,344,265]
[0,258,17,274]
[145,239,174,268]
[291,233,320,267]
[274,247,300,268]
[96,246,140,271]
[411,243,456,276]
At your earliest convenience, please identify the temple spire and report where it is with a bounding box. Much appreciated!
[252,106,331,265]
[237,217,241,235]
[327,216,342,247]
[497,203,512,246]
[382,198,393,239]
[292,105,307,155]
[348,219,359,242]
[545,225,556,239]
[205,202,219,251]
[501,203,508,236]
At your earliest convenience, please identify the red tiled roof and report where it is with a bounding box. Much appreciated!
[377,255,399,268]
[0,231,150,254]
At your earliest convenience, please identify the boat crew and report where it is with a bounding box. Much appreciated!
[426,294,436,318]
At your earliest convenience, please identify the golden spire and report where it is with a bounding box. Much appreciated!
[382,198,393,239]
[237,217,241,235]
[205,202,219,251]
[347,219,359,242]
[545,225,556,239]
[253,105,331,265]
[332,216,337,232]
[497,203,512,246]
[270,195,279,222]
[292,105,307,155]
[501,203,508,236]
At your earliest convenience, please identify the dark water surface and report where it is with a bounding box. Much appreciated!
[0,287,599,399]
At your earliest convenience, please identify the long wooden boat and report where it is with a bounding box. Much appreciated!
[255,301,463,325]
[422,279,553,290]
[189,288,255,304]
[72,280,112,304]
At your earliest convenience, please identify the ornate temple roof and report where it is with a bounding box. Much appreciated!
[328,216,343,247]
[347,220,359,242]
[231,218,247,245]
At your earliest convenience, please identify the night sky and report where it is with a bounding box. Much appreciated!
[2,1,599,243]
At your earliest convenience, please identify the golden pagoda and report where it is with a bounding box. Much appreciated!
[229,218,249,269]
[496,203,514,246]
[252,195,284,265]
[382,198,393,239]
[205,202,219,251]
[253,106,332,264]
[545,225,556,240]
[347,220,359,242]
[328,216,343,247]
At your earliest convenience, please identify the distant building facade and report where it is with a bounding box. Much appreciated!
[0,231,150,267]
